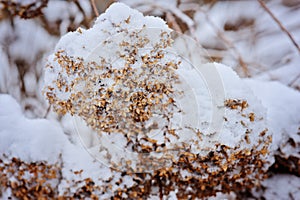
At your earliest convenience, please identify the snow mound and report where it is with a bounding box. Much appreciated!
[246,79,300,158]
[0,94,65,164]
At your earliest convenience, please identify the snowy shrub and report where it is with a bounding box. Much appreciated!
[43,2,274,198]
[0,0,48,19]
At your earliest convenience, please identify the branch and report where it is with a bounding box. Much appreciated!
[288,73,300,87]
[90,0,99,17]
[258,0,300,54]
[165,12,182,33]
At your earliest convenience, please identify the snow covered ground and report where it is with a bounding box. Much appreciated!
[0,0,299,199]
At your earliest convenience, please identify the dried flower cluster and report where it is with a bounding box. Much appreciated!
[0,157,108,199]
[44,3,194,171]
[43,2,273,198]
[46,31,179,135]
[117,144,271,199]
[0,0,48,19]
[0,157,59,199]
[0,137,271,199]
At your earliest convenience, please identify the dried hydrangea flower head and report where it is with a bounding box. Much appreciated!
[44,2,273,198]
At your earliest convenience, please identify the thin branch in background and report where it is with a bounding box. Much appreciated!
[151,2,197,37]
[43,104,51,118]
[91,0,99,17]
[288,73,300,87]
[258,0,300,54]
[166,12,182,33]
[72,0,91,28]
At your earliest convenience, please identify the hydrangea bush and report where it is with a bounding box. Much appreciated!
[43,2,273,198]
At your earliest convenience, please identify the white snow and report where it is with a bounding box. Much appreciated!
[0,18,58,118]
[0,94,117,197]
[245,79,300,157]
[15,0,38,4]
[43,3,273,176]
[0,94,65,163]
[262,174,300,199]
[1,1,300,199]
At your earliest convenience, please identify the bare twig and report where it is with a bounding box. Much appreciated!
[43,104,51,118]
[288,73,300,87]
[73,0,91,28]
[152,2,196,37]
[166,12,182,33]
[168,5,194,28]
[258,0,300,54]
[90,0,99,17]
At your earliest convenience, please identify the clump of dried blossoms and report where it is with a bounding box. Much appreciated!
[44,3,273,198]
[0,0,48,19]
[48,31,180,138]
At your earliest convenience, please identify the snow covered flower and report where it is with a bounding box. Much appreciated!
[43,2,273,198]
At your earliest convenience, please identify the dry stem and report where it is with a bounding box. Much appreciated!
[258,0,300,54]
[91,0,99,17]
